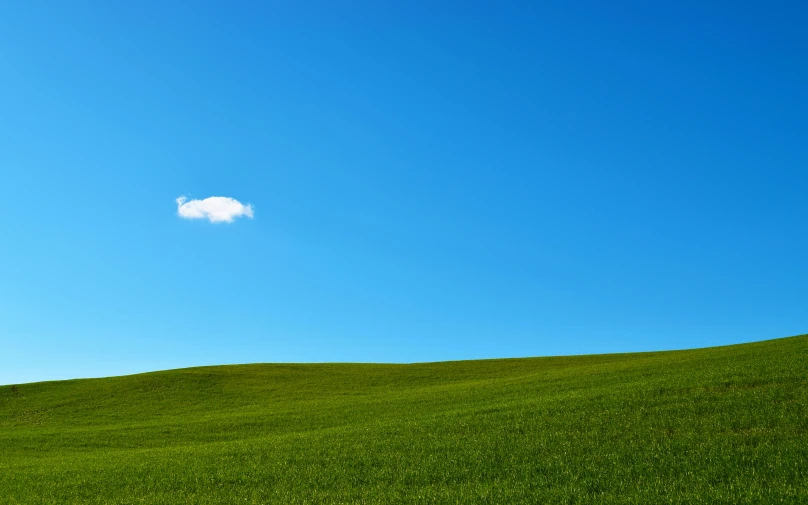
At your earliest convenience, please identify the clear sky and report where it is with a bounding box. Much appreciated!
[1,1,806,385]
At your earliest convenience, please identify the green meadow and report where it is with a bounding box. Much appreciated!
[1,335,806,504]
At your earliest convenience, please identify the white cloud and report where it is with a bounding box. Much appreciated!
[176,196,254,223]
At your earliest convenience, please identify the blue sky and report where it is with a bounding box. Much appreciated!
[1,1,806,385]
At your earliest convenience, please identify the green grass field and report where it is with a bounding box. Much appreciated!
[1,335,806,504]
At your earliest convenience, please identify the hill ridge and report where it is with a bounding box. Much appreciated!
[2,334,806,504]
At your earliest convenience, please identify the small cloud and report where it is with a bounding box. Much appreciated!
[176,196,254,223]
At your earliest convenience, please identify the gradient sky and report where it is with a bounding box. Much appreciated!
[1,1,806,385]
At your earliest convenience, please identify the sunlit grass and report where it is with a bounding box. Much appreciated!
[1,335,806,504]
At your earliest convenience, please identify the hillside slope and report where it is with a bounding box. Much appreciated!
[1,335,807,504]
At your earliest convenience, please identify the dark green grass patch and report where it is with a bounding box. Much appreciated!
[1,335,806,504]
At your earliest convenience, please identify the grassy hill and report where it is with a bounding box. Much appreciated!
[1,335,806,504]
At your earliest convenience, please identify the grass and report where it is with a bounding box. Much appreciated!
[1,335,806,504]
